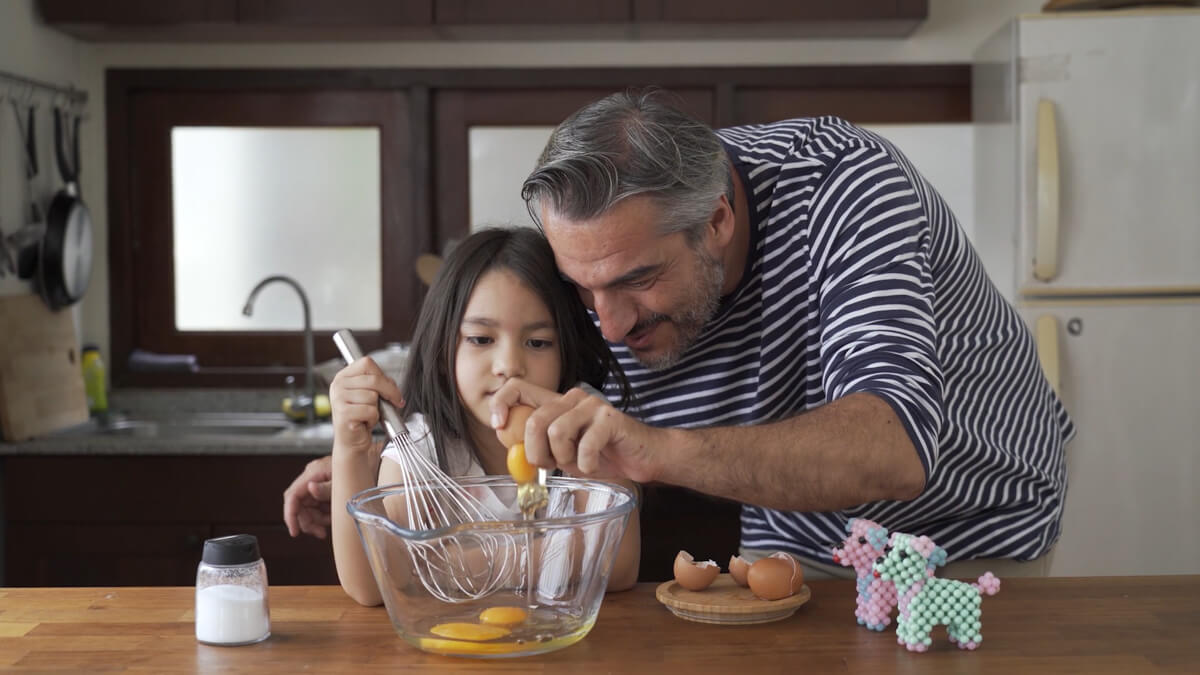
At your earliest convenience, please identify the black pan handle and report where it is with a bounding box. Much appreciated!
[54,107,76,185]
[25,107,37,177]
[10,102,38,178]
[72,112,82,189]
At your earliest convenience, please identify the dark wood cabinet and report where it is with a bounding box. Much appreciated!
[36,0,433,41]
[238,0,432,26]
[6,522,214,587]
[434,0,631,25]
[732,69,972,127]
[0,455,738,586]
[633,0,926,23]
[37,0,238,25]
[36,0,927,39]
[1,455,338,587]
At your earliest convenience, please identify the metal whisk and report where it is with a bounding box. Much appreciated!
[333,329,519,603]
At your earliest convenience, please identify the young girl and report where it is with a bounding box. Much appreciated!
[330,227,640,606]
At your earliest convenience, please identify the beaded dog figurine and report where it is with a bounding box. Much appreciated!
[832,518,898,631]
[874,533,1002,652]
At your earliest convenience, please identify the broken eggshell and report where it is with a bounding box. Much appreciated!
[496,404,535,448]
[728,554,751,587]
[673,550,720,591]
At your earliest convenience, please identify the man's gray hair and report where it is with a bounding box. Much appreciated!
[522,90,733,243]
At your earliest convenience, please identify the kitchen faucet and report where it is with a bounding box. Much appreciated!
[242,275,315,424]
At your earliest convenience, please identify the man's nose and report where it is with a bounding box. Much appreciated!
[592,291,636,343]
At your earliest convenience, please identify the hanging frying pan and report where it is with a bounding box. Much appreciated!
[7,99,45,281]
[41,105,93,310]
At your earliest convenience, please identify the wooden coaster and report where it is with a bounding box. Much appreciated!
[655,573,811,625]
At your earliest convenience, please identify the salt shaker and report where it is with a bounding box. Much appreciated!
[195,534,271,646]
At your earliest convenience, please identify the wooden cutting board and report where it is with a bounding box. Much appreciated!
[655,574,811,625]
[0,293,90,441]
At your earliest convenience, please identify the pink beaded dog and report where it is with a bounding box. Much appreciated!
[831,518,898,631]
[873,533,1001,652]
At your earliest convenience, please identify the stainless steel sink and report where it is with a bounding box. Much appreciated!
[47,412,331,440]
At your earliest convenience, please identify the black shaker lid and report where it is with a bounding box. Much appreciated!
[202,534,261,565]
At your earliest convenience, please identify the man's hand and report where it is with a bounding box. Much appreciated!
[284,455,333,538]
[489,379,665,483]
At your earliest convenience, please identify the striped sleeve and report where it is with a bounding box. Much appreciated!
[809,147,944,479]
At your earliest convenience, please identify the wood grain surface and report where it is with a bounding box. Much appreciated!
[0,577,1197,672]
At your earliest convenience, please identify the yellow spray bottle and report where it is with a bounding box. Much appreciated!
[81,345,108,415]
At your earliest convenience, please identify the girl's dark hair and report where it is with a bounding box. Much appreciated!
[399,227,632,473]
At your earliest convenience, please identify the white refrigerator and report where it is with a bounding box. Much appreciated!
[974,9,1200,576]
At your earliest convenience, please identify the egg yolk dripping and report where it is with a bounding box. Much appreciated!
[496,405,547,515]
[507,443,537,483]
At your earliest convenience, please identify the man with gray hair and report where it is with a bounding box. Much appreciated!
[286,90,1072,578]
[490,90,1072,577]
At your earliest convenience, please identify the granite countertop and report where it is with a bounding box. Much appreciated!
[0,389,334,457]
[0,430,333,456]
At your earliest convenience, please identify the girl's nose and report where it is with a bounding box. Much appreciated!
[493,341,525,378]
[592,291,636,344]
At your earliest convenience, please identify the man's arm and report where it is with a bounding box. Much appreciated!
[283,455,334,538]
[655,392,925,510]
[491,385,924,513]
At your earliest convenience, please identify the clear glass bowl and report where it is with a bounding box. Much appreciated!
[347,475,635,658]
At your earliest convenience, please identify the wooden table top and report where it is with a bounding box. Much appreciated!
[1,577,1197,672]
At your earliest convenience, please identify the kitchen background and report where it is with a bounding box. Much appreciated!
[0,0,1196,586]
[1,0,1029,360]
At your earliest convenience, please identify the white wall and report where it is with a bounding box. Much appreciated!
[2,0,1044,361]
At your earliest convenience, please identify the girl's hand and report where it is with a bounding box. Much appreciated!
[330,356,405,455]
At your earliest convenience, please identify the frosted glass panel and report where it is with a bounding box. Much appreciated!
[469,124,975,244]
[862,124,975,243]
[172,127,381,331]
[468,126,553,232]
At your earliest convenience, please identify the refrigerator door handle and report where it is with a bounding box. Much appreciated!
[1034,99,1060,282]
[1035,314,1061,395]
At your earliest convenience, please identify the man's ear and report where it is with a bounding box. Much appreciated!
[707,194,736,250]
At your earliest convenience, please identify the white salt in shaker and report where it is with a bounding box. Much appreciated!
[195,534,270,646]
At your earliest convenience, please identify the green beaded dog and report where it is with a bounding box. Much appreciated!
[873,533,1001,652]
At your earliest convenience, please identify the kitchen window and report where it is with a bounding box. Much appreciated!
[112,88,423,386]
[171,126,382,332]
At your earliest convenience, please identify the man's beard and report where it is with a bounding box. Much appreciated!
[631,248,725,371]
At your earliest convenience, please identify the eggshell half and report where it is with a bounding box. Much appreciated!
[673,550,720,591]
[728,554,751,587]
[496,405,535,448]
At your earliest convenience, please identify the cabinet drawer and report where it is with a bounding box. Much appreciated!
[6,522,211,587]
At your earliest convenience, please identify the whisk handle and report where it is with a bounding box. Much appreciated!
[332,328,406,438]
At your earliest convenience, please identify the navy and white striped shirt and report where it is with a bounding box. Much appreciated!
[602,117,1074,563]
